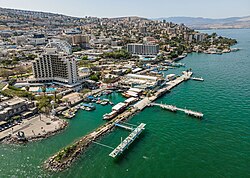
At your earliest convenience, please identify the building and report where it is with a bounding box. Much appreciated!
[72,35,90,48]
[119,74,161,90]
[64,28,82,35]
[30,48,78,85]
[127,43,159,56]
[194,33,205,42]
[28,34,46,46]
[0,97,37,121]
[46,39,72,55]
[139,26,147,34]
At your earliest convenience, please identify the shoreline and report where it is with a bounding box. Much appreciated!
[2,121,68,144]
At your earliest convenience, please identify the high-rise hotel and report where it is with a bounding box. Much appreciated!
[127,43,159,56]
[31,48,78,85]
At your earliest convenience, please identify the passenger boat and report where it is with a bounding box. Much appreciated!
[103,111,117,120]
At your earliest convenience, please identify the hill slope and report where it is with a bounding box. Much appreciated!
[155,16,250,29]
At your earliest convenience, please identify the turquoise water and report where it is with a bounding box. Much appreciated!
[37,87,57,93]
[0,29,250,178]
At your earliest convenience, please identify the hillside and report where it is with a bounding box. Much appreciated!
[154,16,250,29]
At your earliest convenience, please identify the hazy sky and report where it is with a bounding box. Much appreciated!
[0,0,249,18]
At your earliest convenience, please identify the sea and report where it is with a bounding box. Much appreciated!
[0,29,249,178]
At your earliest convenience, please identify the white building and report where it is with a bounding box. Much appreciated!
[127,43,159,56]
[30,48,78,85]
[46,39,72,55]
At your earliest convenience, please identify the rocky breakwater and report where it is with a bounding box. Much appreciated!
[44,108,138,172]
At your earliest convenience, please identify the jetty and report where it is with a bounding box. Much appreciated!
[151,103,203,118]
[109,123,146,158]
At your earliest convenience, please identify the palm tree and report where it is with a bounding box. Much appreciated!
[41,86,46,96]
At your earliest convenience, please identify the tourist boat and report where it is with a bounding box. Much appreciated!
[103,111,117,120]
[112,102,127,113]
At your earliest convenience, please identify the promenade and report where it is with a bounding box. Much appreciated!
[0,115,67,142]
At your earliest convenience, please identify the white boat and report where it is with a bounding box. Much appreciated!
[103,111,117,120]
[85,107,92,111]
[192,77,204,81]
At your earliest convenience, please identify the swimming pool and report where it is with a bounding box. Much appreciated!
[37,87,57,93]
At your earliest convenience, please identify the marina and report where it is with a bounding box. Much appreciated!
[44,71,195,171]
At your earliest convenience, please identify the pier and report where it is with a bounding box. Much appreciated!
[151,103,203,118]
[109,123,146,158]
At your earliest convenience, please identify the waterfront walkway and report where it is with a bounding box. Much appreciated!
[0,115,66,141]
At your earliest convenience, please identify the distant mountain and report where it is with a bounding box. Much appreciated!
[154,16,250,29]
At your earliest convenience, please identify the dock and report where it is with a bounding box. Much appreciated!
[109,123,146,158]
[151,103,203,118]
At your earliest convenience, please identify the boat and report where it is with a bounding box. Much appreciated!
[103,111,117,120]
[109,101,114,105]
[112,102,127,113]
[117,89,124,93]
[85,107,92,111]
[191,77,204,81]
[173,53,187,61]
[231,48,240,52]
[81,103,96,110]
[100,99,109,105]
[80,106,86,110]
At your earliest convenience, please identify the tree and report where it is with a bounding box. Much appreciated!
[13,66,26,78]
[37,96,52,114]
[0,69,14,80]
[81,56,88,60]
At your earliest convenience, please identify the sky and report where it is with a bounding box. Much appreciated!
[0,0,249,18]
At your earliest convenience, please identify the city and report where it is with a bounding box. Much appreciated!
[0,1,249,178]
